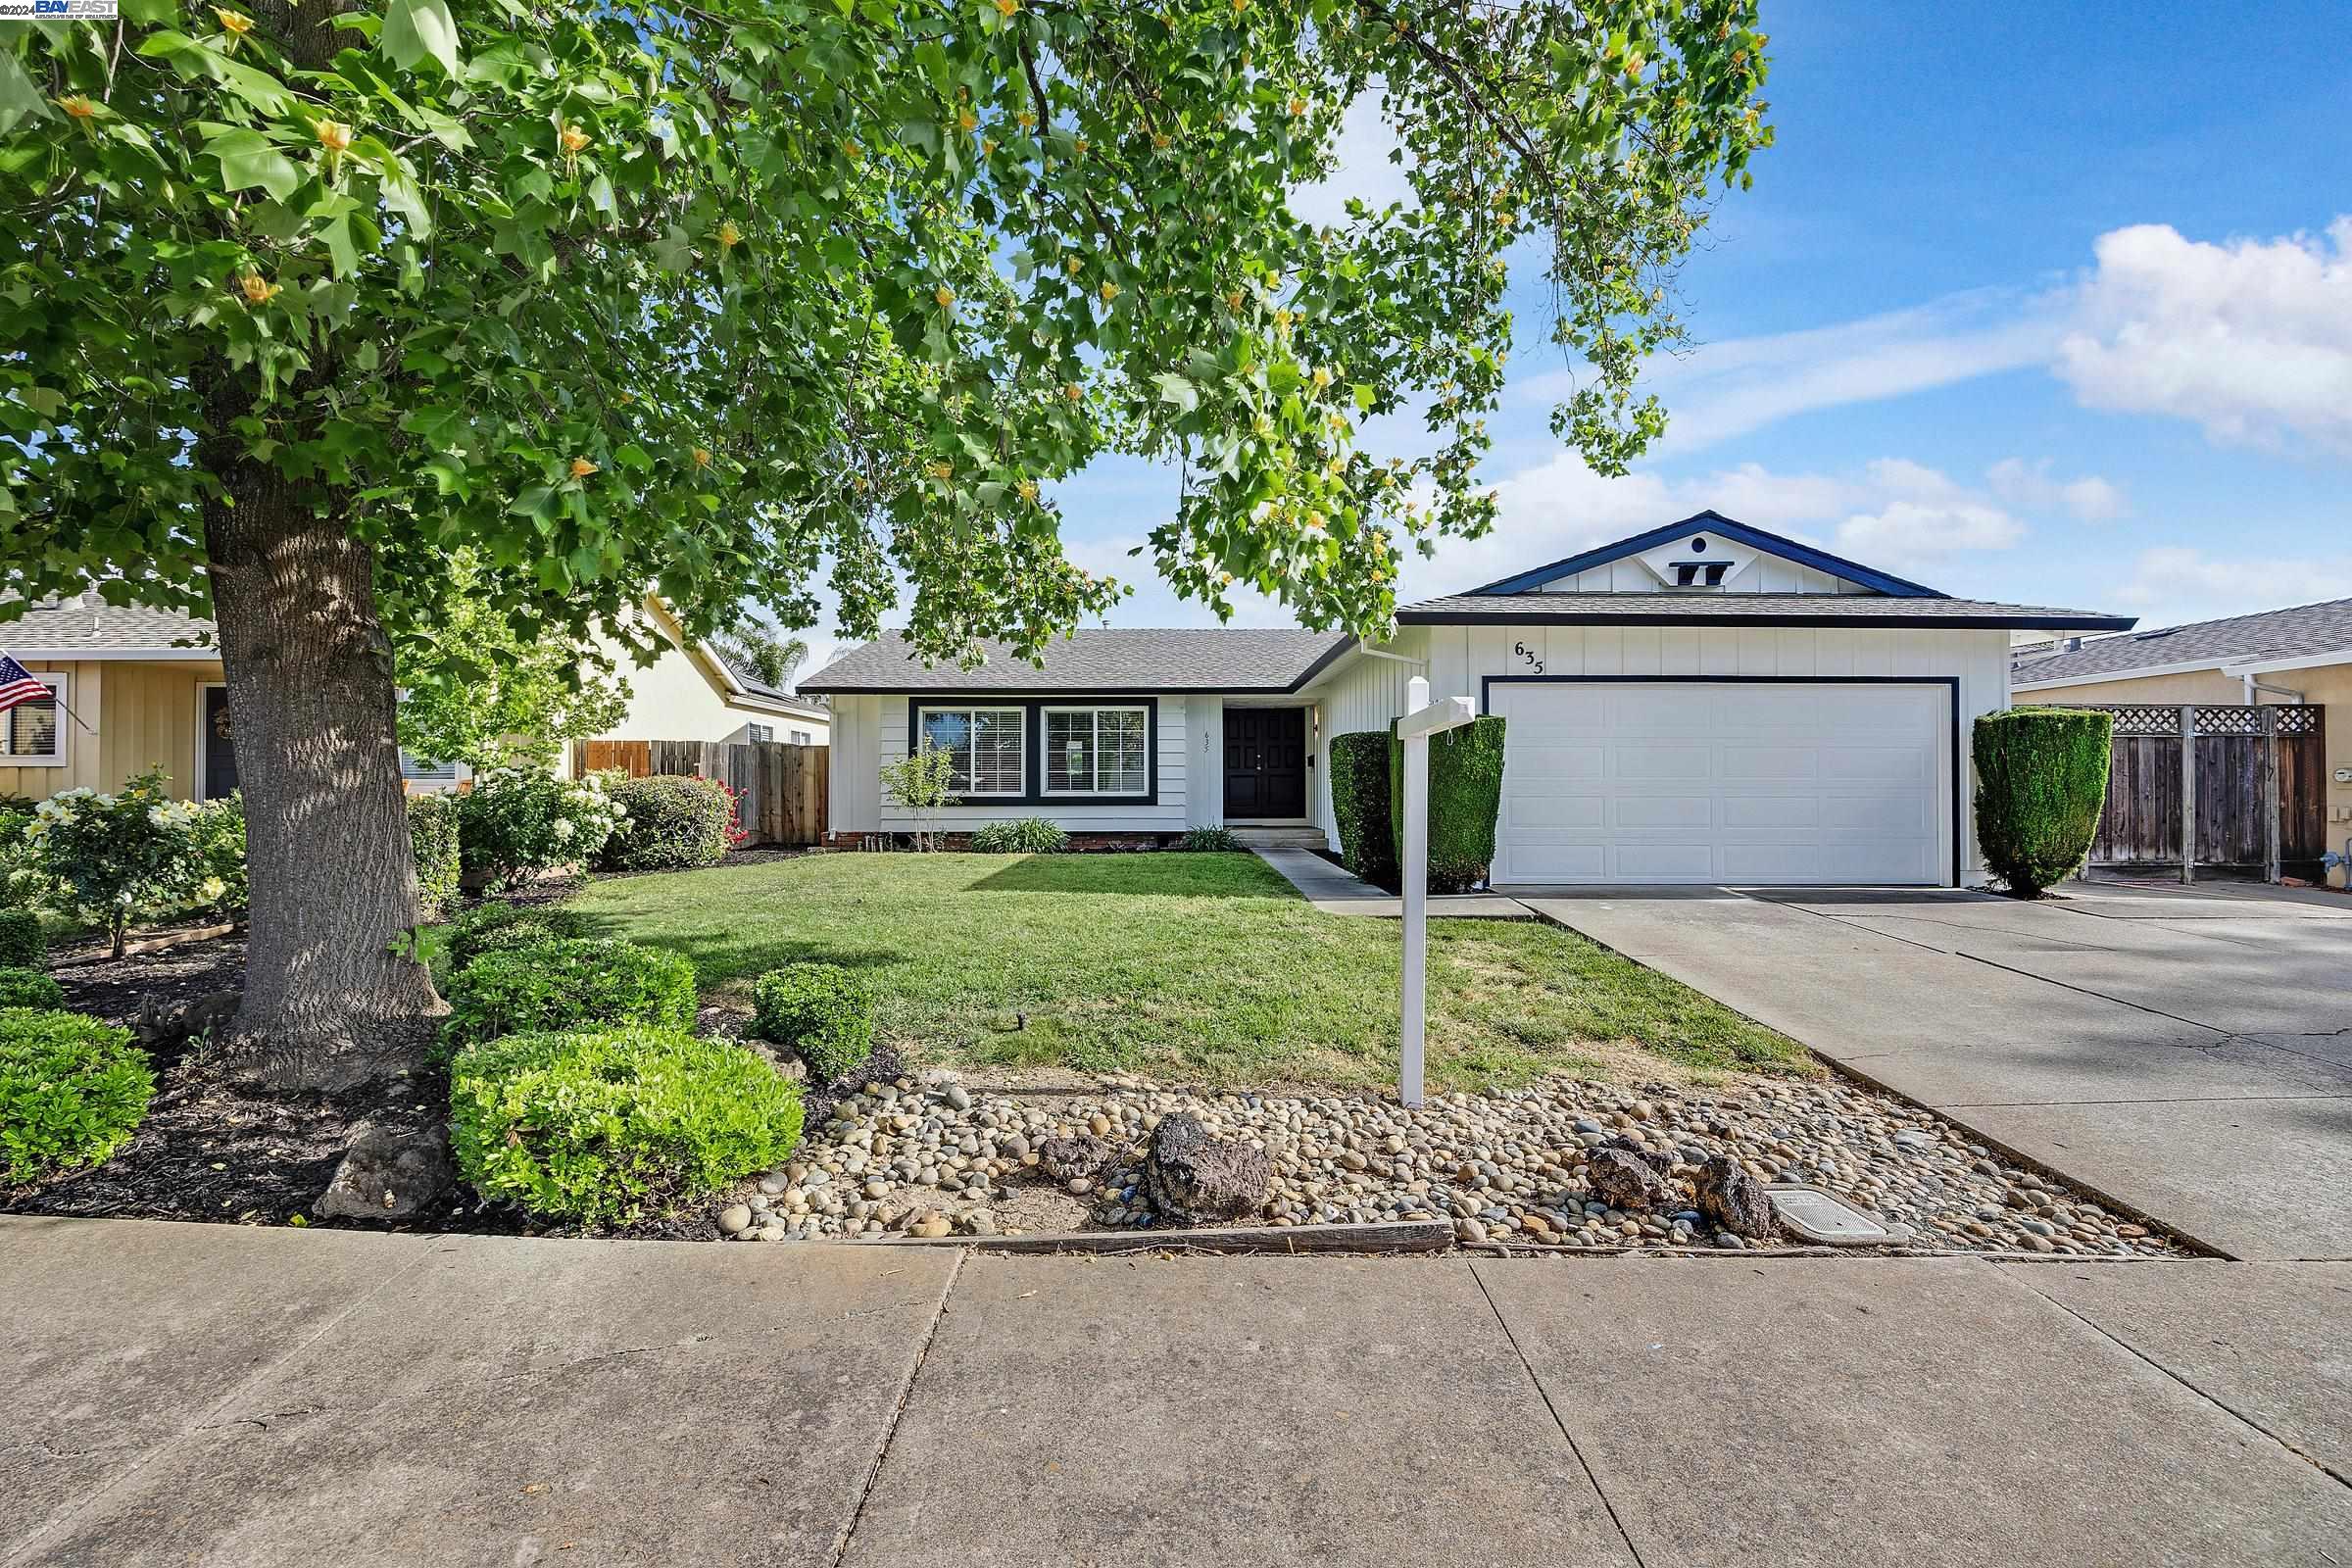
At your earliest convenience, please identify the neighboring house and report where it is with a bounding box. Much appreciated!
[2013,596,2352,887]
[0,593,826,802]
[803,513,2132,886]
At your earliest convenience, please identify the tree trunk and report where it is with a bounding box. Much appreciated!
[203,463,443,1093]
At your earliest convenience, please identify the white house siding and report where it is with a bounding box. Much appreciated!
[1187,695,1223,827]
[841,693,1192,836]
[1413,622,2013,877]
[1540,560,1867,594]
[1305,635,1427,849]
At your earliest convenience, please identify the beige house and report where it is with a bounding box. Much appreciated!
[0,594,826,802]
[2012,596,2352,887]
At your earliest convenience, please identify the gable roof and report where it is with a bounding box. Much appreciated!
[711,649,831,717]
[0,596,216,657]
[1397,592,2133,631]
[799,629,1352,695]
[1469,511,1947,598]
[2013,596,2352,687]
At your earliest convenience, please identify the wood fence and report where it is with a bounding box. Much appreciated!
[2073,704,2326,881]
[573,738,828,848]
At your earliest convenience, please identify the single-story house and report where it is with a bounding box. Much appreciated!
[801,513,2133,886]
[0,594,826,802]
[2013,596,2352,887]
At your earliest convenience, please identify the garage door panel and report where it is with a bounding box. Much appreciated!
[1491,681,1948,886]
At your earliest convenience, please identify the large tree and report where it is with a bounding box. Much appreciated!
[0,0,1769,1089]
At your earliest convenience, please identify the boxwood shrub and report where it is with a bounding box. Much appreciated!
[969,817,1069,854]
[1329,731,1397,889]
[750,961,877,1084]
[0,967,65,1009]
[408,794,464,921]
[450,1025,804,1225]
[1974,707,2115,898]
[439,936,698,1054]
[0,909,44,969]
[600,775,736,872]
[0,1008,154,1183]
[1388,714,1507,894]
[442,902,595,970]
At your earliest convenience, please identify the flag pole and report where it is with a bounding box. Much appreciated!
[0,647,98,736]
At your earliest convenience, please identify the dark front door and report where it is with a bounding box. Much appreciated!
[201,685,239,801]
[1223,708,1306,819]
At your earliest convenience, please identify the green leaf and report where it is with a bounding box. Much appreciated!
[381,0,462,77]
[319,215,360,278]
[205,129,303,202]
[1152,372,1199,414]
[0,47,56,132]
[1352,382,1377,413]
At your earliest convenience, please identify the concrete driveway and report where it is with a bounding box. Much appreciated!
[1520,881,2352,1261]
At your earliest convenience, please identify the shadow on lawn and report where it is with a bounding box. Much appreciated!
[559,907,907,986]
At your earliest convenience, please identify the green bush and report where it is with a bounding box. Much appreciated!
[0,1008,154,1183]
[969,817,1070,854]
[599,775,737,871]
[750,961,877,1084]
[0,967,64,1009]
[20,772,242,956]
[456,767,626,887]
[450,1025,803,1225]
[439,936,698,1054]
[1387,715,1507,894]
[442,901,595,969]
[0,909,43,968]
[1974,707,2114,898]
[1174,827,1243,853]
[408,794,464,921]
[1329,731,1397,889]
[0,805,35,909]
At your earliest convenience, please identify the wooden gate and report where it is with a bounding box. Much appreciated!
[573,738,828,848]
[2073,705,2326,881]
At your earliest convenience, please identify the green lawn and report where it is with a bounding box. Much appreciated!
[557,852,1815,1092]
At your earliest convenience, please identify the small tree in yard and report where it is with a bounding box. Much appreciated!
[22,771,241,957]
[1974,708,2115,899]
[879,746,960,854]
[0,0,1768,1091]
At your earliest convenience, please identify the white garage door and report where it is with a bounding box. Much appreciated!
[1489,681,1950,886]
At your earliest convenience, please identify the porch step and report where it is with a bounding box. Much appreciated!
[1229,826,1329,850]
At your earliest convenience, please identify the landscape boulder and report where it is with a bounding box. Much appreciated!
[1693,1154,1779,1241]
[1037,1134,1113,1184]
[314,1120,457,1221]
[1142,1112,1269,1224]
[1586,1147,1672,1213]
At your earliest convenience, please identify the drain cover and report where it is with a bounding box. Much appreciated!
[1765,1184,1913,1247]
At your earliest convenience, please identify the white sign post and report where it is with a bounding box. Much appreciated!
[1397,675,1475,1107]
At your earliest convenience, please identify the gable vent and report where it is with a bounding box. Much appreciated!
[1669,561,1730,588]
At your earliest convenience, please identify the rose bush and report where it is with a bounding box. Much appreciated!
[20,771,246,957]
[456,768,627,888]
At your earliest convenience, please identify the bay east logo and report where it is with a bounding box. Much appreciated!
[0,0,119,16]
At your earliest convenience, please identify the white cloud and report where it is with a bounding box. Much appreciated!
[1985,458,2127,521]
[2110,545,2352,630]
[2055,219,2352,456]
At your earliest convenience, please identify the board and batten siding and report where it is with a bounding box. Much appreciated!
[1404,622,2013,877]
[1304,634,1427,847]
[828,692,1191,835]
[1540,560,1868,594]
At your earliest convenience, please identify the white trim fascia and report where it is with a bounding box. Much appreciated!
[4,647,217,662]
[696,639,751,695]
[2218,648,2352,679]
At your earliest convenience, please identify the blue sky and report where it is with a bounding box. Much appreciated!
[806,2,2352,670]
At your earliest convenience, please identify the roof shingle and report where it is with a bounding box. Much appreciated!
[798,629,1352,694]
[2013,597,2352,685]
[0,597,213,653]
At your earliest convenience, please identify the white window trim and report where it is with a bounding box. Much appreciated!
[745,723,774,744]
[1040,704,1150,798]
[789,728,812,745]
[914,705,1026,798]
[4,670,68,767]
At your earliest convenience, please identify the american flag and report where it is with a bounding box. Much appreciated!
[0,653,50,714]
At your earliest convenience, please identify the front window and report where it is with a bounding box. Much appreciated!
[789,728,811,745]
[746,723,773,743]
[0,672,64,765]
[917,706,1024,796]
[1043,706,1148,796]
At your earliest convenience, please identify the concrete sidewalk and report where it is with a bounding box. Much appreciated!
[7,1217,2349,1567]
[1251,847,1534,918]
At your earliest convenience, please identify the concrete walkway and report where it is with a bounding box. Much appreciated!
[1251,847,1534,919]
[1519,882,2352,1261]
[6,1216,2349,1566]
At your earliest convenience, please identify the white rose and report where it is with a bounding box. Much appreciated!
[552,818,576,841]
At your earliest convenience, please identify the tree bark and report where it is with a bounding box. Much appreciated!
[203,462,444,1093]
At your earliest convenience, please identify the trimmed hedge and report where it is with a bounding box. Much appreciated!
[450,1024,804,1225]
[0,1007,154,1183]
[0,967,65,1009]
[439,935,698,1054]
[442,902,595,970]
[750,961,877,1084]
[970,818,1069,854]
[1974,707,2114,898]
[1330,731,1398,890]
[1388,714,1507,895]
[600,775,736,872]
[0,909,44,969]
[408,794,464,921]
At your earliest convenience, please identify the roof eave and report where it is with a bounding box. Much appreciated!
[1467,511,1950,600]
[1399,608,2137,631]
[2,647,219,661]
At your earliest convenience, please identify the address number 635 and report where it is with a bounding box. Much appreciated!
[1513,641,1544,674]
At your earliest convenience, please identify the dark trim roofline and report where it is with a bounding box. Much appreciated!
[1468,512,1948,599]
[1399,608,2135,631]
[805,636,1358,698]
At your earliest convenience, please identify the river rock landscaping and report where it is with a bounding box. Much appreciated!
[706,1067,2186,1256]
